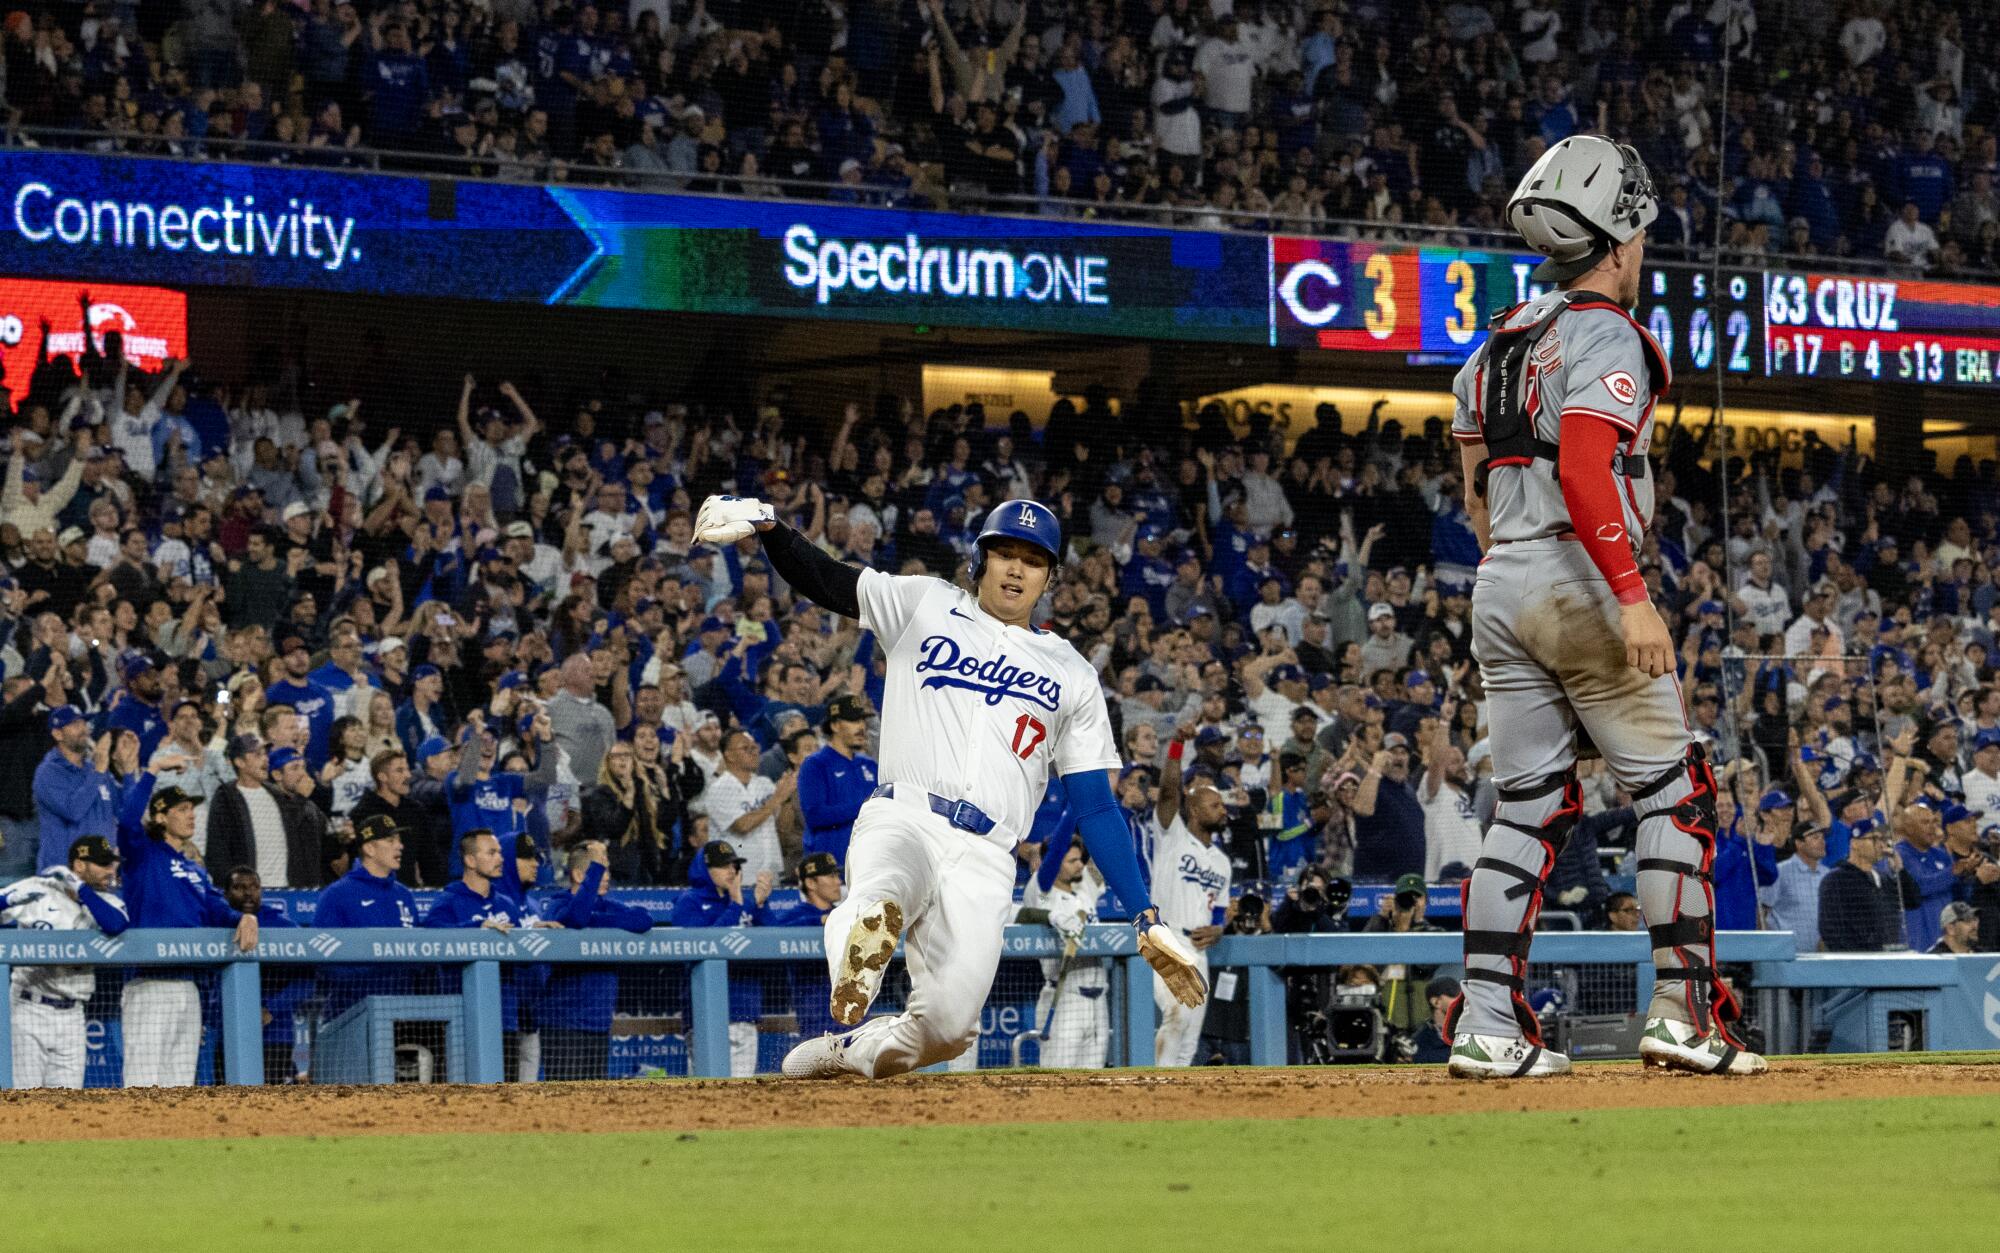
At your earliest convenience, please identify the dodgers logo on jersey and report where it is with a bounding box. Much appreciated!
[1177,853,1227,897]
[914,635,1063,711]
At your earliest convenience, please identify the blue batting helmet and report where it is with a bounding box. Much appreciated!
[970,499,1062,581]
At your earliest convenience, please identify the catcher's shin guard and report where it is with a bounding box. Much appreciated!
[1447,770,1582,1044]
[1631,744,1744,1044]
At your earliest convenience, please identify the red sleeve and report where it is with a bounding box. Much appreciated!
[1557,413,1648,606]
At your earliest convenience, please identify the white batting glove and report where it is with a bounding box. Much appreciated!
[1133,906,1207,1008]
[693,495,774,546]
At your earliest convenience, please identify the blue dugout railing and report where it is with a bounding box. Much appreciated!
[1,927,1994,1087]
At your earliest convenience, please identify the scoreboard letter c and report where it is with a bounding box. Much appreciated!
[1278,259,1342,327]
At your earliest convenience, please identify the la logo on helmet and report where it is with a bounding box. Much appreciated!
[1016,505,1038,527]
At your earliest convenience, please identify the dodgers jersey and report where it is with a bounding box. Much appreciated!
[856,569,1119,839]
[1,875,126,1001]
[1022,866,1108,989]
[1146,818,1231,935]
[1450,292,1667,547]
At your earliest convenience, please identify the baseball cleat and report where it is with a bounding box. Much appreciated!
[1446,1033,1572,1079]
[1639,1017,1767,1075]
[830,900,903,1027]
[782,1033,860,1080]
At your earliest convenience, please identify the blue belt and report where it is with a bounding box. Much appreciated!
[871,784,997,837]
[21,991,81,1011]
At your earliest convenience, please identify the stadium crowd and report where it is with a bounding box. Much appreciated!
[5,1,2000,271]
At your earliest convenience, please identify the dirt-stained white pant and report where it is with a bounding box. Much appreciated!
[121,978,201,1088]
[11,997,86,1089]
[1153,950,1211,1066]
[1462,538,1718,1041]
[820,796,1017,1078]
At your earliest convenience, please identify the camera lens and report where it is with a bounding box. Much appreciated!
[1395,890,1421,910]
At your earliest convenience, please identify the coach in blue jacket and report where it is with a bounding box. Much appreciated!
[540,841,653,1080]
[671,841,779,1076]
[315,813,421,1018]
[767,851,846,1039]
[795,695,877,865]
[34,707,124,871]
[218,867,312,1083]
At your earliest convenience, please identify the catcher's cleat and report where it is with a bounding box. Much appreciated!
[1639,1017,1768,1075]
[1446,1032,1572,1079]
[782,1033,860,1080]
[830,900,903,1027]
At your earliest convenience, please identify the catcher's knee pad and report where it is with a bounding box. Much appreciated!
[1451,770,1581,1044]
[1631,744,1742,1041]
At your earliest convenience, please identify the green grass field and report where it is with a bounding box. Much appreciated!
[5,1091,1995,1253]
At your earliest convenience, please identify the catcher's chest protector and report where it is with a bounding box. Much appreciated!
[1474,291,1667,498]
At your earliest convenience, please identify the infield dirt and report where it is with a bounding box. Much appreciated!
[2,1059,1994,1142]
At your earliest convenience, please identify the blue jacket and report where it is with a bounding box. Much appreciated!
[540,864,652,1031]
[423,879,542,1031]
[797,745,877,864]
[395,699,447,762]
[446,770,527,876]
[104,692,168,766]
[315,863,421,1016]
[114,774,243,931]
[266,677,338,769]
[35,749,124,872]
[1712,823,1780,931]
[1896,839,1957,952]
[670,883,772,1020]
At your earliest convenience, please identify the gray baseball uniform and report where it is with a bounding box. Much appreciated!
[1448,290,1738,1045]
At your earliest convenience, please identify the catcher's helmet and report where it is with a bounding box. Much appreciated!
[970,499,1062,582]
[1506,135,1658,283]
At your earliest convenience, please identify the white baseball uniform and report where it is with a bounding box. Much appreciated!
[1022,866,1110,1069]
[1146,817,1230,1067]
[820,569,1119,1078]
[2,874,127,1089]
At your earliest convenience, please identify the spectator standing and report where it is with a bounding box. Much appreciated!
[670,841,772,1077]
[581,738,676,884]
[1,835,129,1088]
[115,778,258,1087]
[1418,722,1483,882]
[403,736,459,887]
[33,708,123,872]
[796,695,877,865]
[540,842,654,1081]
[1761,824,1833,951]
[547,654,616,782]
[1900,803,1970,952]
[206,738,319,890]
[706,728,792,884]
[1350,733,1425,881]
[1818,824,1918,951]
[267,630,338,770]
[314,814,421,1018]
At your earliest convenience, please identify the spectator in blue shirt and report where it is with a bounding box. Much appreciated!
[796,695,877,865]
[104,653,167,765]
[34,707,124,872]
[266,630,337,770]
[365,23,431,147]
[219,866,312,1084]
[1892,129,1954,222]
[540,841,654,1081]
[1350,733,1426,881]
[1898,803,1966,952]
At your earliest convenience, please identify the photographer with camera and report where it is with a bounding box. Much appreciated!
[1271,864,1352,1062]
[1364,872,1443,1041]
[1198,890,1271,1065]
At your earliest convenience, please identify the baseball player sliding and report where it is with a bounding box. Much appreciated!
[1446,135,1764,1078]
[693,494,1205,1079]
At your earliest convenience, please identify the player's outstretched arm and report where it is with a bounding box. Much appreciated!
[695,494,862,619]
[1063,768,1205,1008]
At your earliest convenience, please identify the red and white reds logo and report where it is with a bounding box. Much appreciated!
[1599,370,1639,406]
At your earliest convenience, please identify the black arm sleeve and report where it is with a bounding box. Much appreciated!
[759,524,862,619]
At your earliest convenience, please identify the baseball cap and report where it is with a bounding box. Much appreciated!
[1330,770,1361,791]
[699,615,728,634]
[1194,726,1228,746]
[1406,669,1433,687]
[1309,673,1335,692]
[57,526,85,548]
[1393,872,1426,896]
[1942,802,1984,827]
[147,785,198,815]
[424,485,452,504]
[798,852,841,880]
[701,841,747,869]
[1942,901,1980,926]
[1363,694,1386,710]
[505,521,536,539]
[1823,695,1847,711]
[120,651,155,681]
[1425,975,1462,1001]
[355,813,402,845]
[1135,674,1167,693]
[1975,728,2000,751]
[1697,600,1725,615]
[67,835,117,866]
[412,663,442,682]
[1757,788,1795,812]
[282,501,312,521]
[1382,732,1410,750]
[276,631,309,655]
[824,694,870,726]
[416,735,453,763]
[1367,602,1395,621]
[377,636,407,657]
[268,746,302,773]
[227,733,266,761]
[1271,664,1305,684]
[46,705,84,732]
